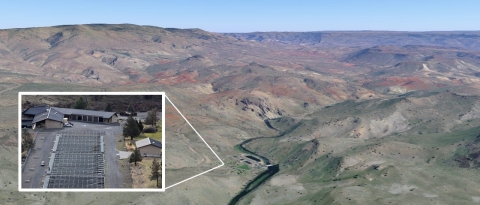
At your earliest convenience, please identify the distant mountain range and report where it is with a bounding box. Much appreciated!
[1,24,479,94]
[224,31,480,49]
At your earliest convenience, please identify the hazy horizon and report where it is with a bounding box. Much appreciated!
[1,23,480,33]
[1,0,479,33]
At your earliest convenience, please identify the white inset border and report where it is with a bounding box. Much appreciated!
[18,92,166,192]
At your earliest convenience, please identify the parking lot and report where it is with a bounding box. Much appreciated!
[21,121,124,189]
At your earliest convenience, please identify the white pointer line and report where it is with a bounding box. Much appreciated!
[165,95,225,190]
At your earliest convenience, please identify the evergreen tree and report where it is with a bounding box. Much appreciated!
[150,158,161,188]
[73,97,88,109]
[105,103,113,112]
[123,115,140,140]
[137,120,144,132]
[128,104,135,112]
[129,147,142,166]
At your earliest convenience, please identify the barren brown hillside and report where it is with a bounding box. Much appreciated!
[2,24,480,204]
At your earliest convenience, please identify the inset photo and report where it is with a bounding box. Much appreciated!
[19,92,165,192]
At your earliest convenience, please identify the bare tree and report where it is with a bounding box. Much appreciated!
[21,129,34,152]
[145,108,158,127]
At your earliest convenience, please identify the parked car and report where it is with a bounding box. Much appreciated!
[64,123,72,127]
[41,161,45,166]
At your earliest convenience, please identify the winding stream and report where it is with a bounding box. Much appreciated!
[228,140,279,205]
[228,119,295,205]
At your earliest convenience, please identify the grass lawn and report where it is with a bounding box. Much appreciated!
[116,137,126,151]
[136,125,162,141]
[142,131,162,141]
[237,164,251,170]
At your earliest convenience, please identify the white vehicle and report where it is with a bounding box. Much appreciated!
[41,161,45,166]
[64,123,72,127]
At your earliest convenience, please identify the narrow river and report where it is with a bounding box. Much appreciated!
[228,120,291,205]
[228,138,280,205]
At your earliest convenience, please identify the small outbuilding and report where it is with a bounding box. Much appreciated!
[135,138,162,158]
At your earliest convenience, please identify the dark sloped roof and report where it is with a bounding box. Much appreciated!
[21,120,33,127]
[32,108,65,124]
[52,107,116,118]
[48,108,66,122]
[32,112,48,124]
[29,106,116,124]
[148,138,162,148]
[22,105,50,116]
[136,138,162,149]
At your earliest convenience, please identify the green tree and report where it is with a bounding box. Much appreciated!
[145,109,158,126]
[150,158,161,188]
[137,120,144,132]
[128,104,135,112]
[21,129,35,152]
[129,147,143,166]
[73,97,87,109]
[105,103,113,112]
[123,115,140,140]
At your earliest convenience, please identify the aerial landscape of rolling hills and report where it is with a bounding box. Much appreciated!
[2,24,480,204]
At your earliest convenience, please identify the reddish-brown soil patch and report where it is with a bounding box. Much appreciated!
[372,76,432,90]
[154,71,198,85]
[165,112,183,126]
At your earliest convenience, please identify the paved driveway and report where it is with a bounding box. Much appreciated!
[21,131,56,188]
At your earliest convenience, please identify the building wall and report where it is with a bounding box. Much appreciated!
[138,145,162,157]
[103,115,117,123]
[45,119,63,129]
[111,115,118,123]
[68,114,117,124]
